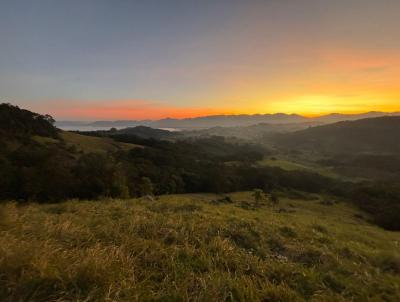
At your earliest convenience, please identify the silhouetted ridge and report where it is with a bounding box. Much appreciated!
[0,103,58,138]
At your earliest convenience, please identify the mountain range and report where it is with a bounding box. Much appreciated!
[56,111,400,130]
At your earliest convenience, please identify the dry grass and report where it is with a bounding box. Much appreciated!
[60,131,142,154]
[257,157,339,179]
[0,193,399,301]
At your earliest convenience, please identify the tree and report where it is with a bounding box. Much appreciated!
[73,153,121,199]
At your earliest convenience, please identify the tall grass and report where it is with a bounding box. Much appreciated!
[0,193,399,301]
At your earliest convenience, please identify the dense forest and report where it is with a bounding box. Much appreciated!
[1,103,400,230]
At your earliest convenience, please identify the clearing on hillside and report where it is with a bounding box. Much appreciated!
[60,131,142,153]
[258,156,343,179]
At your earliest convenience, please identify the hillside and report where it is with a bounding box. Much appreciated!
[1,193,399,301]
[0,104,143,201]
[115,126,177,139]
[274,116,400,155]
[60,131,141,153]
[0,103,140,154]
[0,103,58,139]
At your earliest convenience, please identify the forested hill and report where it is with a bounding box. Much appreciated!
[0,103,58,138]
[274,116,400,155]
[79,125,179,141]
[0,103,269,202]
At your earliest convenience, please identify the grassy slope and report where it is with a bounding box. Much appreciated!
[1,193,399,301]
[258,157,339,179]
[60,131,142,153]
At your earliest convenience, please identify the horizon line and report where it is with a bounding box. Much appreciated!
[54,110,400,123]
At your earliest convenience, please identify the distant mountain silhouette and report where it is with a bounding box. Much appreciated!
[56,111,400,130]
[151,113,308,128]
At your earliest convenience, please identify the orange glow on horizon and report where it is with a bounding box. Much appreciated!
[38,100,237,120]
[41,97,400,121]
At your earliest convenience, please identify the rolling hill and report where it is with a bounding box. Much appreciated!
[274,116,400,155]
[181,122,322,141]
[0,103,141,154]
[60,131,141,153]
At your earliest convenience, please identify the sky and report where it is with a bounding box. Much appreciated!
[1,0,400,120]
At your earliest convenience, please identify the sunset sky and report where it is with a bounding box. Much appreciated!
[1,0,400,120]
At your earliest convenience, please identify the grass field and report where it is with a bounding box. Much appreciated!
[258,157,340,179]
[0,193,399,301]
[60,131,142,153]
